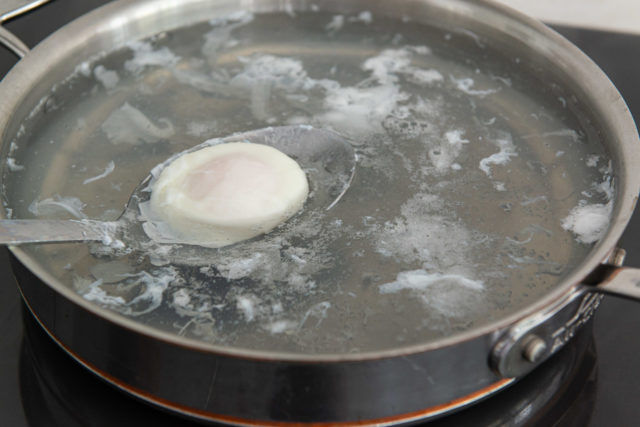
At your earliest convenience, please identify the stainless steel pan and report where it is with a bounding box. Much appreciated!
[2,0,640,424]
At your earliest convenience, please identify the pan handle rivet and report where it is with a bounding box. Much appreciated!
[522,335,547,363]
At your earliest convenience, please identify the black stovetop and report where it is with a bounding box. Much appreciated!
[1,2,640,426]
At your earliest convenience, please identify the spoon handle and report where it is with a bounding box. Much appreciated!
[0,219,116,244]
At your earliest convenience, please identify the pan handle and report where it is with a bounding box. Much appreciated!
[582,255,640,301]
[0,0,52,58]
[0,26,29,58]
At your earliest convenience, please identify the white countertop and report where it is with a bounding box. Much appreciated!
[494,0,640,34]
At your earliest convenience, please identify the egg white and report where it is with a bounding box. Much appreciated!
[149,142,309,247]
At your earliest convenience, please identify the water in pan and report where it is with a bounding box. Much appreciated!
[2,11,614,354]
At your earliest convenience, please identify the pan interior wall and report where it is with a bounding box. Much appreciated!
[1,10,613,354]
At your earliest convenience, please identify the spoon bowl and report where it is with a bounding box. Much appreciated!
[0,126,356,253]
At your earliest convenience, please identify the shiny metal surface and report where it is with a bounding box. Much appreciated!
[0,26,29,58]
[0,125,355,245]
[16,293,597,426]
[491,289,603,378]
[1,0,640,423]
[0,219,111,243]
[0,0,51,57]
[589,266,640,301]
[0,0,52,22]
[522,335,547,363]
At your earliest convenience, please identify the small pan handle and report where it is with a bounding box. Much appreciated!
[0,0,52,58]
[582,259,640,301]
[0,26,29,57]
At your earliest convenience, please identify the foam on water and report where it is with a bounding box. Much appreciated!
[451,76,499,96]
[28,195,87,219]
[562,201,612,244]
[319,85,407,135]
[186,121,218,137]
[230,47,444,137]
[124,41,180,75]
[102,103,175,145]
[374,193,485,271]
[77,266,179,316]
[236,295,258,322]
[264,319,298,334]
[93,65,120,90]
[202,11,254,63]
[80,278,126,306]
[380,270,483,293]
[428,129,469,173]
[479,133,517,176]
[586,154,600,167]
[353,11,373,24]
[83,161,115,185]
[410,68,444,84]
[380,270,485,320]
[231,55,315,91]
[6,158,24,172]
[299,301,331,329]
[325,15,345,32]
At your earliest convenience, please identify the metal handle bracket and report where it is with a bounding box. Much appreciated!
[0,0,53,58]
[490,247,640,378]
[490,288,602,378]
